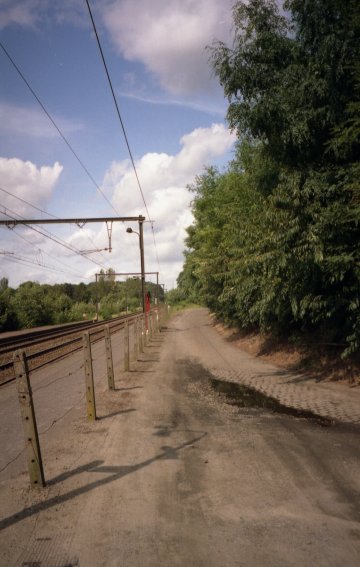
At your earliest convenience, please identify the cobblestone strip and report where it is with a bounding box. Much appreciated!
[16,533,79,567]
[206,366,360,425]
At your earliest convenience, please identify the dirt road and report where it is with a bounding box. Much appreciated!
[0,308,359,566]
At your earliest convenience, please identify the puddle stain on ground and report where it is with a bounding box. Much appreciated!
[209,377,333,426]
[179,359,332,427]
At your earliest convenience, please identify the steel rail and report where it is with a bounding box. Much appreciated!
[0,320,92,353]
[0,313,142,387]
[0,313,139,355]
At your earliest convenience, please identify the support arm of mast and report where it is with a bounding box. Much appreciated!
[0,216,145,226]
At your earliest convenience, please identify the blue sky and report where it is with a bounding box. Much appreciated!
[0,0,236,291]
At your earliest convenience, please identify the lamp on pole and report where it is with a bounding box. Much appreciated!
[126,224,146,316]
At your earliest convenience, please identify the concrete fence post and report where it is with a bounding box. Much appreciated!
[83,332,97,421]
[148,311,153,340]
[145,314,150,346]
[104,325,115,390]
[124,320,130,371]
[13,349,45,488]
[139,316,144,353]
[133,318,138,360]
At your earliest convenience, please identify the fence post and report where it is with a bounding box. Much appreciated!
[13,349,45,488]
[83,332,97,421]
[124,320,130,371]
[145,314,149,346]
[133,318,138,360]
[139,316,144,354]
[104,325,115,390]
[152,311,155,335]
[148,311,153,340]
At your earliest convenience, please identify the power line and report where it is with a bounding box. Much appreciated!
[85,0,150,220]
[8,230,85,279]
[0,207,108,270]
[0,186,109,264]
[85,0,161,271]
[0,186,58,219]
[0,40,119,217]
[0,28,161,273]
[1,249,85,277]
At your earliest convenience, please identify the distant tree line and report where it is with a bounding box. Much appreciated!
[0,272,163,332]
[177,0,360,356]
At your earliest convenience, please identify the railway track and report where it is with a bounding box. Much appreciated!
[0,313,142,386]
[0,319,92,355]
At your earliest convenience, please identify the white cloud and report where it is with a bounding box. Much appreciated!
[101,123,236,285]
[0,125,234,289]
[0,157,63,217]
[101,0,235,96]
[104,123,235,216]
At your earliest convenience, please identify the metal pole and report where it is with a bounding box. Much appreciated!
[0,215,146,226]
[95,271,159,277]
[95,273,99,321]
[139,220,146,317]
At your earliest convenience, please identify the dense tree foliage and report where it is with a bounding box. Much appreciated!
[178,0,360,356]
[0,276,163,332]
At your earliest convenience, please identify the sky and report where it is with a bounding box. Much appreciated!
[0,0,237,292]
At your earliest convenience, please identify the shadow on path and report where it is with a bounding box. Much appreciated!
[0,432,207,531]
[114,386,143,392]
[98,408,136,420]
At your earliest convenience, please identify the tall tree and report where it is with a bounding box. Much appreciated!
[178,0,360,354]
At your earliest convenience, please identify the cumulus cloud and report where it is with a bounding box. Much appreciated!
[0,125,234,288]
[0,157,63,217]
[101,0,235,95]
[104,123,235,216]
[101,123,236,284]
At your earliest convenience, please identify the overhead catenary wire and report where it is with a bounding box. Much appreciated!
[0,186,59,219]
[1,249,84,277]
[0,207,108,270]
[85,0,161,271]
[0,185,109,264]
[6,229,85,279]
[0,40,120,218]
[0,38,160,271]
[0,25,161,272]
[85,0,150,220]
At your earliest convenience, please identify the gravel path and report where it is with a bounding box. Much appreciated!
[0,307,359,566]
